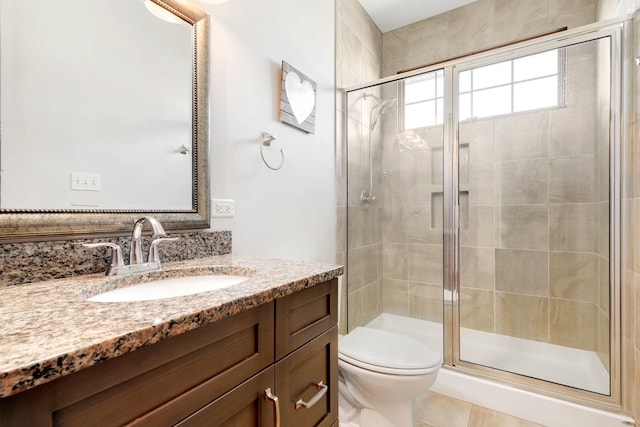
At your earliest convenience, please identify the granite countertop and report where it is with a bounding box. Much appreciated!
[0,255,343,398]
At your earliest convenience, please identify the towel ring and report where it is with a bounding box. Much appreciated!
[260,132,284,171]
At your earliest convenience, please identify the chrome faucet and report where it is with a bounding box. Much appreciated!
[83,216,178,276]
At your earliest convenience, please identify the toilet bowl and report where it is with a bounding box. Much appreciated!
[338,327,441,427]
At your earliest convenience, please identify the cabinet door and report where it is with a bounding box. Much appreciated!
[275,279,338,360]
[275,326,338,427]
[175,367,276,427]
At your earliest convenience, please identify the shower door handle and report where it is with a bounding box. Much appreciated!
[454,204,460,230]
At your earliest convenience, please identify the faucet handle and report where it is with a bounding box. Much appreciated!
[83,242,125,276]
[148,237,178,264]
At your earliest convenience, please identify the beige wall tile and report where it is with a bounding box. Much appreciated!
[336,205,346,254]
[499,159,548,205]
[460,247,495,290]
[409,283,443,322]
[549,0,596,28]
[636,268,640,349]
[381,30,410,76]
[495,249,549,296]
[347,248,364,292]
[500,205,549,250]
[339,274,348,335]
[494,111,549,161]
[549,252,598,302]
[564,42,598,107]
[549,155,597,203]
[549,298,596,350]
[460,119,495,164]
[362,206,381,246]
[469,162,496,205]
[382,278,409,315]
[408,206,443,245]
[406,13,452,71]
[409,150,433,206]
[495,292,549,341]
[598,201,610,258]
[360,281,382,325]
[362,244,380,285]
[549,203,598,252]
[382,201,409,243]
[635,347,640,421]
[460,288,494,332]
[447,0,495,57]
[409,244,443,284]
[549,104,597,157]
[347,204,363,247]
[382,242,408,280]
[494,0,549,44]
[461,206,496,247]
[347,287,364,329]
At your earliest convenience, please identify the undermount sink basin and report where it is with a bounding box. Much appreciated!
[87,274,250,303]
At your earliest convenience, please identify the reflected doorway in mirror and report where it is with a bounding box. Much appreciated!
[279,61,316,133]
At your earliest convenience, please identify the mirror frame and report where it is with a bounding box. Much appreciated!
[0,0,210,243]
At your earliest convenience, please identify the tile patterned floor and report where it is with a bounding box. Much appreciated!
[414,391,545,427]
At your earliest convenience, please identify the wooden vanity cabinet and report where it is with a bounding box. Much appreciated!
[0,278,338,427]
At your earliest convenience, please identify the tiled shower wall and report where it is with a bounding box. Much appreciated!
[335,0,383,333]
[381,0,598,78]
[377,0,606,353]
[456,40,610,362]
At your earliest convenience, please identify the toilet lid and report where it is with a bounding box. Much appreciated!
[339,327,441,371]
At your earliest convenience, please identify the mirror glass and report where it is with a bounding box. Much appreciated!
[0,0,210,241]
[1,0,194,211]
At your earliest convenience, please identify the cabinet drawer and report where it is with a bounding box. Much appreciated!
[275,326,338,427]
[0,302,275,427]
[175,367,276,427]
[275,279,337,359]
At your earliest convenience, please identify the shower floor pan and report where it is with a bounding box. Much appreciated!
[365,313,630,427]
[366,312,608,394]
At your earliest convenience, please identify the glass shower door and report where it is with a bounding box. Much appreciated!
[455,38,612,395]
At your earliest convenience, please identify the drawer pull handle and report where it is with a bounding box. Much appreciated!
[295,381,328,410]
[264,388,281,427]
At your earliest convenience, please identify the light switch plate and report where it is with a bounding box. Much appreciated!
[71,172,101,191]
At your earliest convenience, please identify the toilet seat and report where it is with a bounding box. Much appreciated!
[338,327,441,376]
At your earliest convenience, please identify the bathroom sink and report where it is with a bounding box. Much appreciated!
[87,274,250,302]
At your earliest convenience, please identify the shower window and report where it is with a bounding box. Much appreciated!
[403,69,444,129]
[458,49,565,121]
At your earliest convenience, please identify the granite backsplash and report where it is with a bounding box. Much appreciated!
[0,230,231,286]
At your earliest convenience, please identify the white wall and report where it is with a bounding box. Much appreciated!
[204,0,336,263]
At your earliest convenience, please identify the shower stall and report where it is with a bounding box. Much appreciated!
[344,18,626,411]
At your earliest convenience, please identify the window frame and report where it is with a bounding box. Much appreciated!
[400,48,567,130]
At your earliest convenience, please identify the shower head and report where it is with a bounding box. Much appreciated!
[369,96,397,131]
[377,98,397,114]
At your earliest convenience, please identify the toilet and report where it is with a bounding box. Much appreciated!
[338,327,441,427]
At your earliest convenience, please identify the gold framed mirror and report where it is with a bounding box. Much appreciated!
[0,0,210,242]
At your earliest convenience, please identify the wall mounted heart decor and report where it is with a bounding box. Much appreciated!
[280,61,316,133]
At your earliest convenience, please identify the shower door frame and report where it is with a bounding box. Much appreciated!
[444,20,626,411]
[343,16,629,412]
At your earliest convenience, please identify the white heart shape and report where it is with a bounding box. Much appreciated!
[285,71,315,125]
